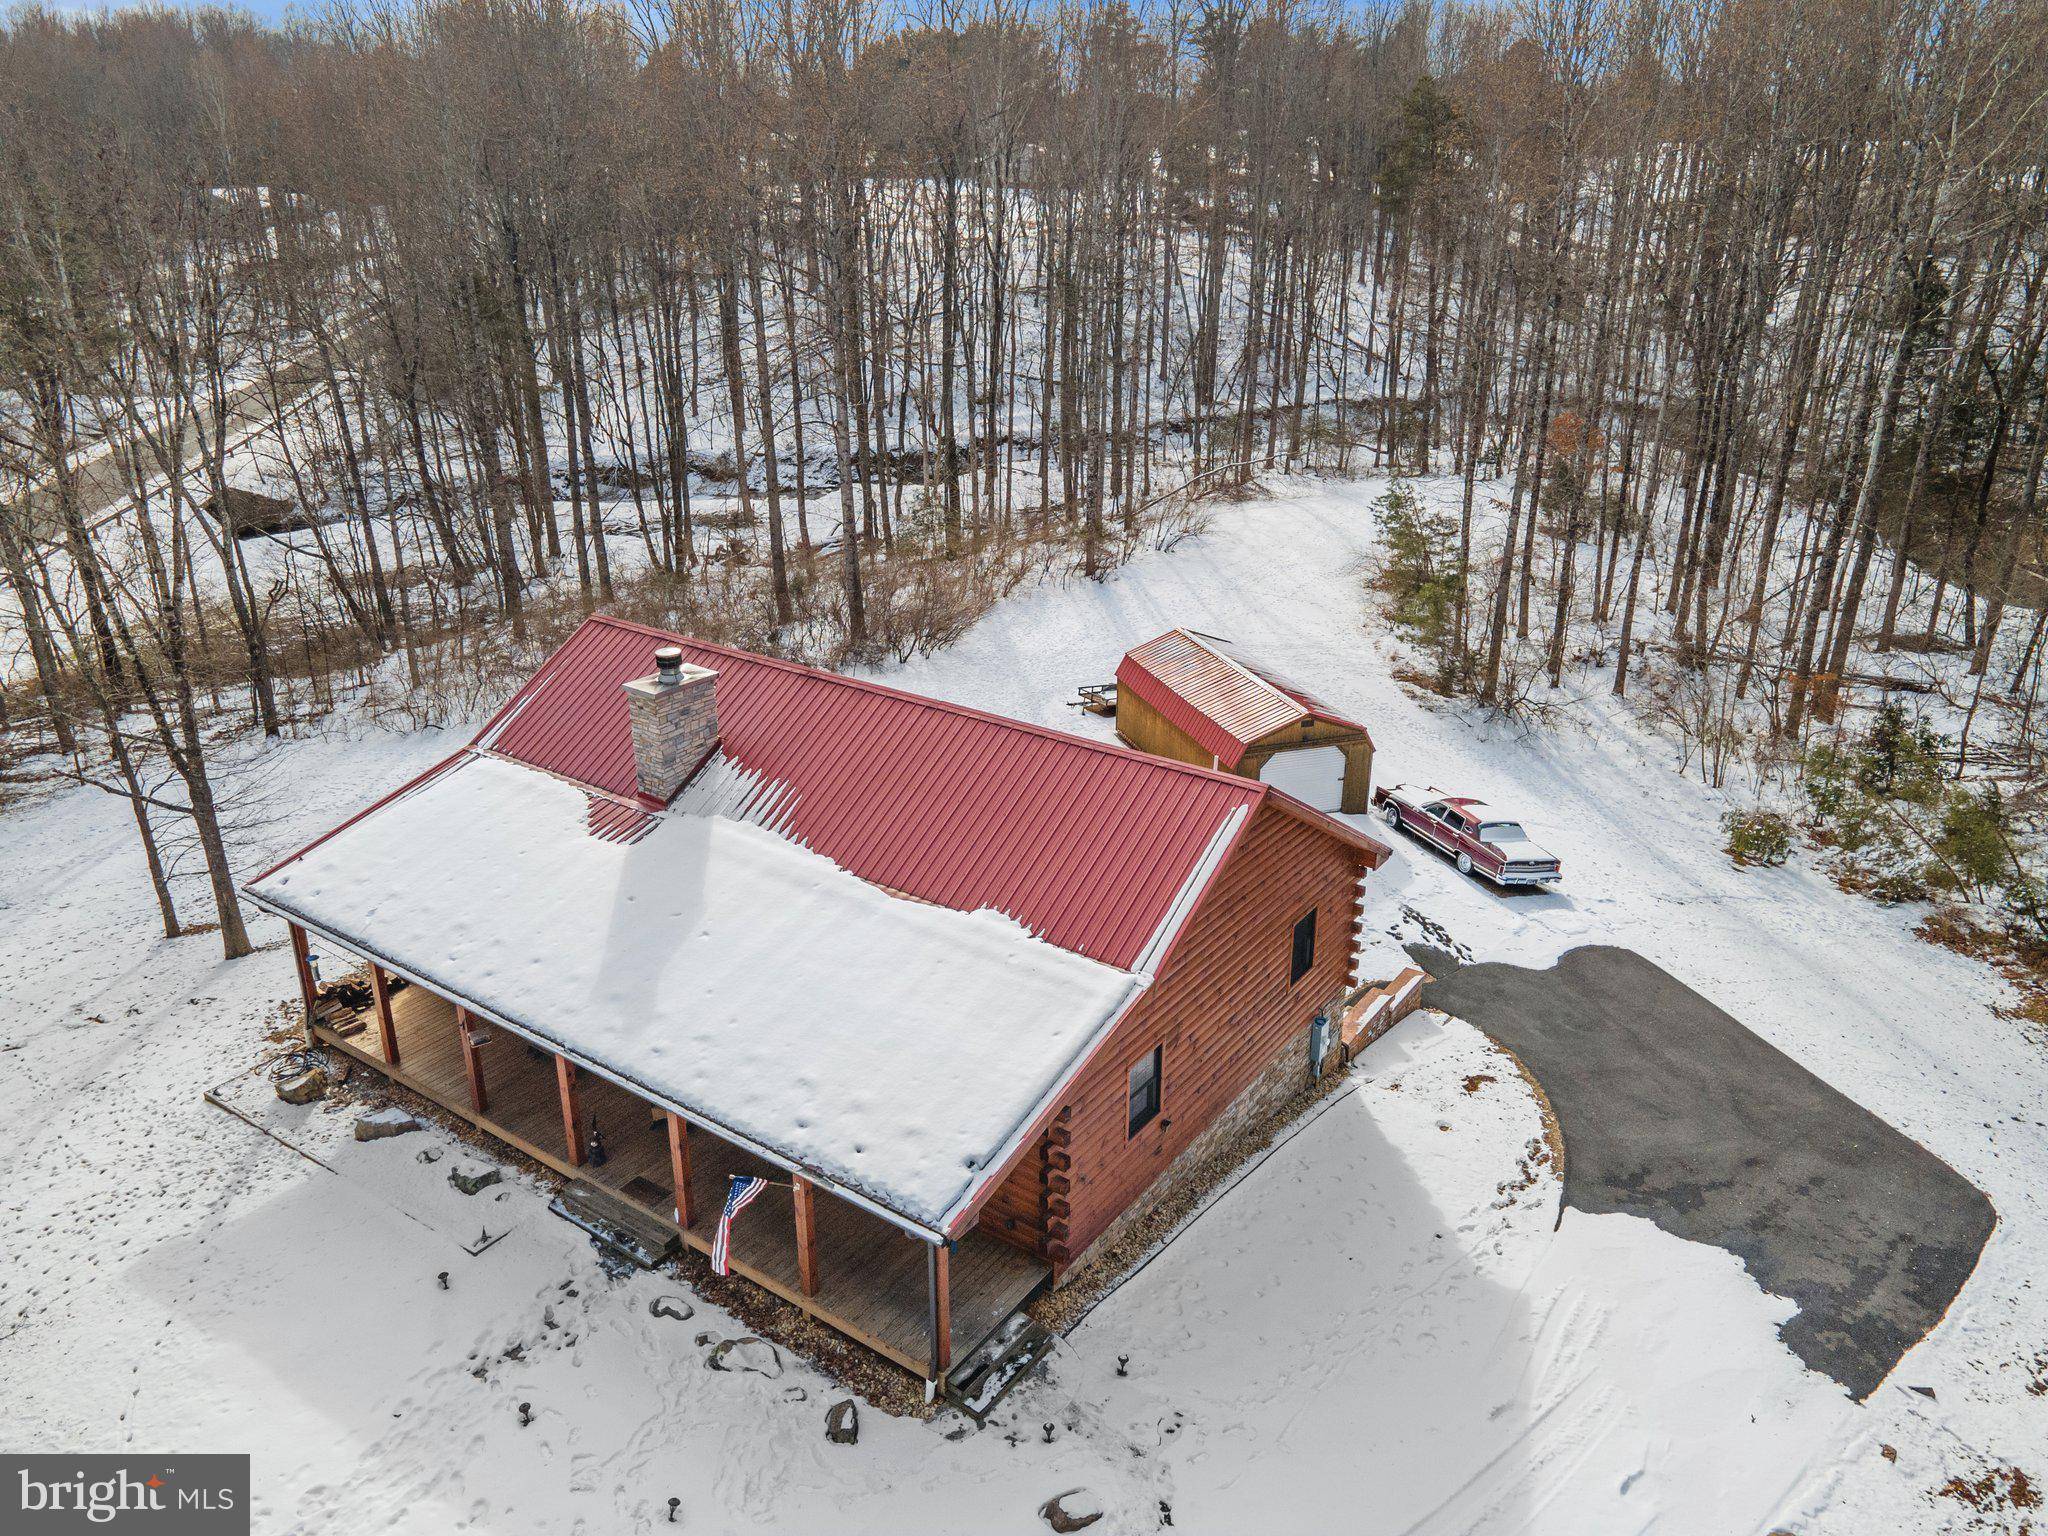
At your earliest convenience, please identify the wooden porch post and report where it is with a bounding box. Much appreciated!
[927,1240,952,1379]
[792,1176,819,1297]
[555,1055,585,1166]
[368,963,400,1065]
[667,1113,694,1228]
[288,924,319,1043]
[455,1006,488,1114]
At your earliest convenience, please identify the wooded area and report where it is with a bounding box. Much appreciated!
[2,0,2045,957]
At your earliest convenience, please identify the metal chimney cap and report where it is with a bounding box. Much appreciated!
[653,646,684,683]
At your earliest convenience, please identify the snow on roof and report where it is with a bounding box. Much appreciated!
[468,616,1296,970]
[248,752,1146,1233]
[1117,628,1371,768]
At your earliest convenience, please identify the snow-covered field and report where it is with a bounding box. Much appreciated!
[4,476,2042,1533]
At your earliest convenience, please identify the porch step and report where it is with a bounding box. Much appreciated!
[550,1180,681,1269]
[946,1313,1057,1425]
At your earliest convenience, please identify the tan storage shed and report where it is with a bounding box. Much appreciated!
[1113,629,1375,814]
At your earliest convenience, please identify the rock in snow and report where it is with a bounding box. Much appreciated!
[447,1164,502,1196]
[1039,1488,1104,1532]
[705,1337,782,1378]
[648,1295,694,1322]
[353,1108,423,1141]
[825,1399,858,1445]
[274,1067,326,1105]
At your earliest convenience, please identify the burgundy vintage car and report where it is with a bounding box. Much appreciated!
[1372,783,1563,886]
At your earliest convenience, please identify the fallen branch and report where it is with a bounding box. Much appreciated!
[44,767,194,818]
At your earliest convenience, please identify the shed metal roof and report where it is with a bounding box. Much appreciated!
[1116,628,1372,769]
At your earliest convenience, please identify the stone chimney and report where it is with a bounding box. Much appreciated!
[623,646,719,803]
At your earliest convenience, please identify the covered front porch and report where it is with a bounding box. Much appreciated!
[290,929,1048,1379]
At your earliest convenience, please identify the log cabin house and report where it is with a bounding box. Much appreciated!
[244,616,1388,1392]
[1115,628,1377,813]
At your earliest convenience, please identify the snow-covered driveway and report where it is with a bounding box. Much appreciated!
[4,475,2042,1533]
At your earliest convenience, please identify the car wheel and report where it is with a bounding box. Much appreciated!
[1456,851,1473,876]
[1381,802,1403,830]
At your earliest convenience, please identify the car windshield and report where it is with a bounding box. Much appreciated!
[1479,822,1529,843]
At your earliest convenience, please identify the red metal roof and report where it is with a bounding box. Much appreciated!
[468,616,1382,971]
[1116,629,1372,769]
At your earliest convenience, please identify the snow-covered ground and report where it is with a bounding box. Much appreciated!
[3,476,2042,1533]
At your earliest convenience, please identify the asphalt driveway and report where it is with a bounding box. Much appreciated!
[1411,943,1996,1401]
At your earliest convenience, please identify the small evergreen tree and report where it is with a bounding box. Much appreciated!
[1855,701,1945,804]
[1372,481,1464,690]
[1936,784,2014,897]
[1722,809,1793,867]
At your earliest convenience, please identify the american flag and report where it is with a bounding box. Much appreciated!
[711,1175,769,1276]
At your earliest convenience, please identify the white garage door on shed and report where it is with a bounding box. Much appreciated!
[1258,746,1348,813]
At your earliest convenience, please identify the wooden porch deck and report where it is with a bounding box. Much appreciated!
[311,979,1048,1376]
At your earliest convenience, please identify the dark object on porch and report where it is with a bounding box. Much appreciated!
[203,486,310,538]
[325,975,376,1012]
[550,1180,681,1269]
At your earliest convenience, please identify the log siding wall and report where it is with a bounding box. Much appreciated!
[981,1144,1048,1257]
[1044,803,1369,1271]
